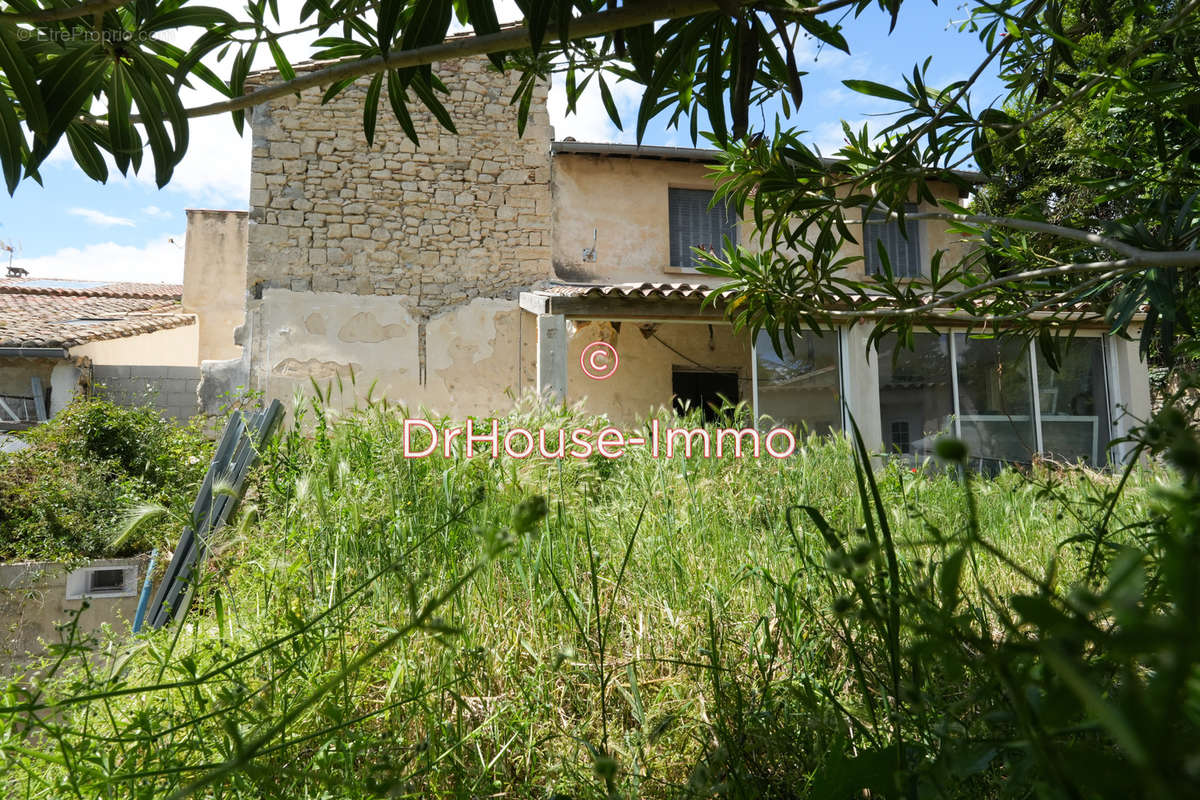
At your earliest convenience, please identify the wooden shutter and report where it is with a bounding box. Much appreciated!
[863,203,921,277]
[669,188,737,269]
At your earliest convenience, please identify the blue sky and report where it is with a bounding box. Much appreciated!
[0,1,1004,284]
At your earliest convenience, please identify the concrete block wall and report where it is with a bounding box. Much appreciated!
[92,365,200,421]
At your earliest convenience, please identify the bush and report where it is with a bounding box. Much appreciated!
[0,398,211,562]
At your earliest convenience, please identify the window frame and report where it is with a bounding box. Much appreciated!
[666,186,738,273]
[862,202,924,279]
[940,331,1113,467]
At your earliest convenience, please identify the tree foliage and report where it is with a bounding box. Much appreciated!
[697,0,1200,360]
[0,0,1197,353]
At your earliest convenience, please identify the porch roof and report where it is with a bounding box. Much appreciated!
[519,282,730,321]
[519,281,1129,329]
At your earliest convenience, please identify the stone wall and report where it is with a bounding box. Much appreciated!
[240,56,553,413]
[93,365,200,420]
[246,57,552,303]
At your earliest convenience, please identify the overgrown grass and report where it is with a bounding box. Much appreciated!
[0,392,1190,798]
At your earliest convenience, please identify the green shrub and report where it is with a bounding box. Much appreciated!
[0,398,211,562]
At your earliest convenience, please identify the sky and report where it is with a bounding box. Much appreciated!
[0,1,1005,285]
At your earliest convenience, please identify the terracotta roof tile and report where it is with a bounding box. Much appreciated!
[0,278,193,349]
[0,278,182,300]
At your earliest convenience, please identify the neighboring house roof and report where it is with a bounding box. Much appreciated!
[0,278,193,350]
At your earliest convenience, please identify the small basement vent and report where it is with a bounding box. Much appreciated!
[65,564,139,600]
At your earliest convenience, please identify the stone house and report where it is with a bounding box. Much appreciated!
[195,55,1152,468]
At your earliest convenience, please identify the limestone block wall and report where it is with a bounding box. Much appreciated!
[243,56,553,414]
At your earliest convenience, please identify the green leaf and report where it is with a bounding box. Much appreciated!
[124,66,179,187]
[796,13,849,54]
[597,74,623,131]
[268,37,296,82]
[108,60,140,175]
[363,73,383,145]
[64,124,109,184]
[939,547,966,610]
[0,24,49,136]
[386,70,419,144]
[465,0,505,68]
[377,0,403,53]
[400,0,453,84]
[411,75,456,134]
[31,42,107,168]
[843,79,912,104]
[0,82,26,193]
[524,0,552,53]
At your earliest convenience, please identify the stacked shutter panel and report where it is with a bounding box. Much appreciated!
[863,203,921,277]
[668,188,737,269]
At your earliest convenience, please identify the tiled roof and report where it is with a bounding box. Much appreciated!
[0,278,181,299]
[539,282,726,301]
[0,278,193,349]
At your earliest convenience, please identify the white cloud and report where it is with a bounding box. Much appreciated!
[143,205,171,218]
[133,107,251,206]
[547,71,642,144]
[16,235,185,284]
[69,207,136,227]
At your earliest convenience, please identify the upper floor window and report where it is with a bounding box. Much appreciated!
[668,188,737,270]
[863,203,921,278]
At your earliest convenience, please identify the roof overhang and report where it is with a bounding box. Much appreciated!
[520,283,729,322]
[0,346,70,359]
[550,140,985,187]
[520,283,1134,329]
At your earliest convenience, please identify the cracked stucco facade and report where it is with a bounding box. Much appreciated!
[240,57,551,414]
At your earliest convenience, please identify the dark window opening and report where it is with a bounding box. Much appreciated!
[889,420,911,454]
[669,188,737,269]
[672,369,739,423]
[87,568,127,595]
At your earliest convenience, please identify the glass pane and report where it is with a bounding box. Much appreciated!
[877,333,954,458]
[755,330,841,435]
[954,334,1036,466]
[1037,338,1111,466]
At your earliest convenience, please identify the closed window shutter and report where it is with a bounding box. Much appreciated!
[863,203,921,277]
[669,188,737,269]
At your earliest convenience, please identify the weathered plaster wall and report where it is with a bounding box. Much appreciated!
[183,209,248,362]
[0,556,146,668]
[255,289,533,417]
[243,57,552,411]
[564,321,752,423]
[70,324,199,367]
[550,153,972,285]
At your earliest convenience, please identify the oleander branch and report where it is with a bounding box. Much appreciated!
[0,0,125,24]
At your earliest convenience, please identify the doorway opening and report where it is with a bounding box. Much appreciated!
[672,369,740,423]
